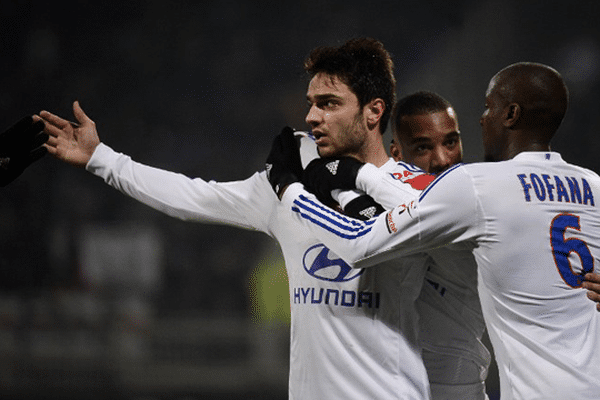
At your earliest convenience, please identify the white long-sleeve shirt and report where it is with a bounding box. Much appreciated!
[283,152,600,400]
[86,140,431,400]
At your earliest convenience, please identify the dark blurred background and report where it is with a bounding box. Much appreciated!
[0,0,598,399]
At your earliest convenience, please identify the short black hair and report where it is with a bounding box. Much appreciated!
[393,91,452,119]
[392,91,453,137]
[304,38,396,134]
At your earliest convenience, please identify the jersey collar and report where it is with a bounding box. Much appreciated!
[512,151,565,163]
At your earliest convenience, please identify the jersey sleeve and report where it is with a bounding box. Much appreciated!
[281,165,484,268]
[86,143,274,233]
[355,163,433,209]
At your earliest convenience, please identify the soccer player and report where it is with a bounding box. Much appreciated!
[301,90,489,398]
[40,38,432,399]
[279,62,600,399]
[0,116,47,186]
[390,91,463,175]
[389,92,490,399]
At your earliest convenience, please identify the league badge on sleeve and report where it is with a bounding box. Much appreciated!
[385,200,416,234]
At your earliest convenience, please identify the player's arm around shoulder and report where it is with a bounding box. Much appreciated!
[385,164,483,251]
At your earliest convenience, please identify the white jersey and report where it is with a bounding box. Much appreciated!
[356,161,490,399]
[86,141,431,399]
[283,151,600,400]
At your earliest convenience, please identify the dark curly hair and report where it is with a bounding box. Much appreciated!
[304,38,396,134]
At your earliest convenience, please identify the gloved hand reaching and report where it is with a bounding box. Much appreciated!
[0,116,48,186]
[265,126,303,199]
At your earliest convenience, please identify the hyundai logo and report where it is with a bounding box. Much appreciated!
[302,244,364,282]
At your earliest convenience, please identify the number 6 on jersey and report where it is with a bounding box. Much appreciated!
[551,213,594,287]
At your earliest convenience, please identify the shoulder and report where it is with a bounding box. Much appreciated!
[384,160,436,191]
[419,164,471,198]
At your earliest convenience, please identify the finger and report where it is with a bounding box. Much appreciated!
[43,142,57,156]
[584,272,600,284]
[586,289,600,300]
[586,290,600,309]
[42,121,67,138]
[582,281,600,293]
[39,110,72,130]
[45,135,59,148]
[72,101,93,126]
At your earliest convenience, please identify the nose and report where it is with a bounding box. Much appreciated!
[305,104,321,128]
[430,147,451,173]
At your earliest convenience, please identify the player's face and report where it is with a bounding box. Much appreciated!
[480,79,506,162]
[305,73,368,159]
[395,108,463,174]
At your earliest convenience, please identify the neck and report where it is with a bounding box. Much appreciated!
[505,130,552,159]
[356,130,390,167]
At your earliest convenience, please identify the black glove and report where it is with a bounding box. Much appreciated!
[265,126,303,198]
[0,116,48,186]
[344,194,385,220]
[302,156,364,205]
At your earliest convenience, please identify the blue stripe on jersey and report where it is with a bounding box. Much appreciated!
[419,163,464,201]
[292,194,375,239]
[295,194,377,230]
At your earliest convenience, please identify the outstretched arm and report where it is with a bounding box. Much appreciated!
[40,108,286,231]
[40,101,100,168]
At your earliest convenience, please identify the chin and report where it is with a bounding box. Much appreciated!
[317,146,335,158]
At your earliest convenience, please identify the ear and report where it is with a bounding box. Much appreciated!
[365,98,385,129]
[389,139,402,161]
[504,103,521,128]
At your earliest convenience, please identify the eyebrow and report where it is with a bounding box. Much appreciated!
[308,92,343,101]
[406,131,460,145]
[407,136,432,145]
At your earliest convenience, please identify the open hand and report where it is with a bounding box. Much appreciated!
[40,101,100,168]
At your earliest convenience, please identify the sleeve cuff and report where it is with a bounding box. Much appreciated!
[85,142,121,180]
